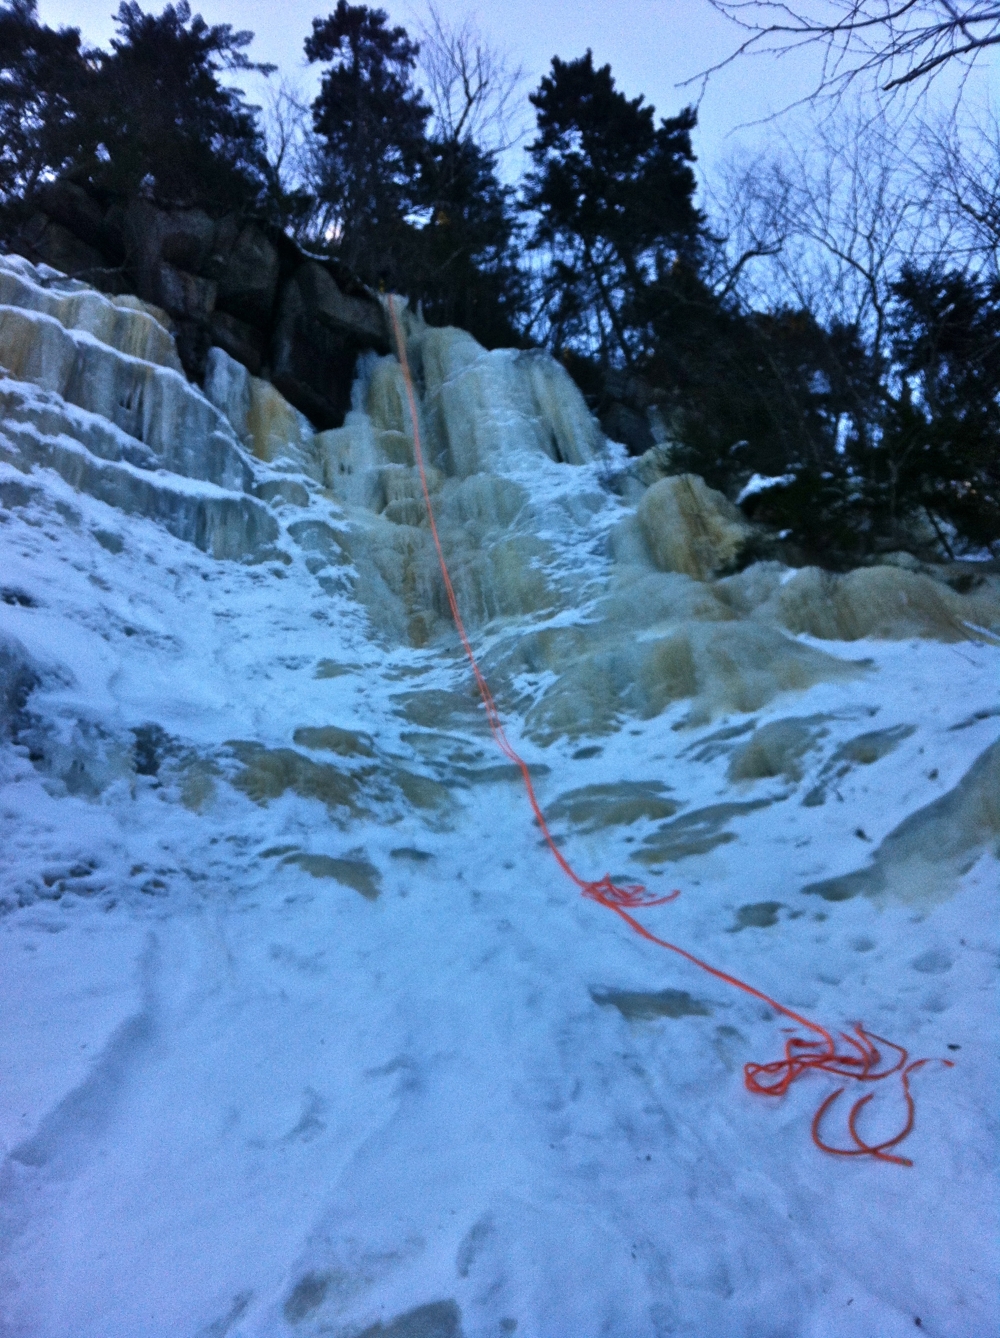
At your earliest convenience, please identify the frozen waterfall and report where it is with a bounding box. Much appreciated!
[1,250,998,1338]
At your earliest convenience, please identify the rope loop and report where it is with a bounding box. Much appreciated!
[582,876,681,910]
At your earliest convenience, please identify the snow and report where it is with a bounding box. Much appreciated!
[0,255,998,1337]
[736,473,796,505]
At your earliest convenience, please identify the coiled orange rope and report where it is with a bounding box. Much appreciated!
[387,296,951,1165]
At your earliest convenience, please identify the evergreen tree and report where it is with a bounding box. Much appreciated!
[0,0,94,212]
[523,51,703,364]
[0,0,272,221]
[87,2,272,214]
[744,267,1000,560]
[306,1,429,283]
[413,134,526,348]
[705,308,882,562]
[880,265,1000,553]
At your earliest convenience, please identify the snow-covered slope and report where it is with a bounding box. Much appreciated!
[1,253,998,1338]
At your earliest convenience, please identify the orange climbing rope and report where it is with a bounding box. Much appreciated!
[387,296,951,1165]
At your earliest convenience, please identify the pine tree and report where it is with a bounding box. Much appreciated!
[0,1,272,221]
[0,0,94,212]
[87,2,272,214]
[306,1,429,284]
[880,266,1000,553]
[413,135,525,347]
[523,51,703,364]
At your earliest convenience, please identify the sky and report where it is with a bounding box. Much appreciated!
[36,0,999,189]
[37,0,832,177]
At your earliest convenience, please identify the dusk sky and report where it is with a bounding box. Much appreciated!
[35,0,834,174]
[36,0,997,183]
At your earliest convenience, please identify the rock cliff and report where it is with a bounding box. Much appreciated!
[10,181,390,426]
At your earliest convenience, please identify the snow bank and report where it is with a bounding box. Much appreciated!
[804,737,1000,906]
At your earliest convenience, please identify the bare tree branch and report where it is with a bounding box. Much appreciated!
[415,3,526,150]
[695,1,1000,100]
[916,102,1000,274]
[259,78,338,244]
[705,105,950,360]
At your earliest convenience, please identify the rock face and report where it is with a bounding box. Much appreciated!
[9,183,390,426]
[270,261,391,429]
[597,366,674,456]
